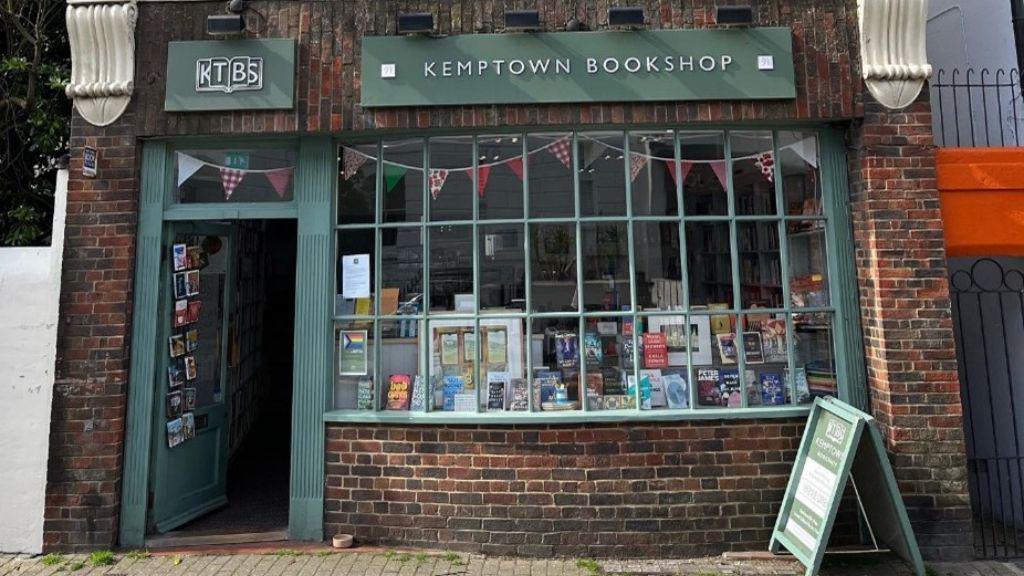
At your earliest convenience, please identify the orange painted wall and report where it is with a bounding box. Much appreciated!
[937,148,1024,257]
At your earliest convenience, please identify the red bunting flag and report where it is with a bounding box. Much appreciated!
[220,168,246,200]
[266,167,294,198]
[709,161,728,190]
[507,156,524,180]
[548,137,572,169]
[665,160,694,186]
[629,153,649,181]
[429,169,449,199]
[477,165,492,197]
[755,151,775,182]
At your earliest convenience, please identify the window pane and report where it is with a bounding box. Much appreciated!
[686,221,734,308]
[382,139,424,223]
[694,313,745,408]
[176,149,296,203]
[429,320,477,411]
[338,143,376,224]
[581,222,631,312]
[429,225,473,313]
[528,133,574,218]
[738,221,783,309]
[335,229,375,316]
[584,316,637,411]
[429,136,473,221]
[479,224,525,313]
[638,315,691,411]
[578,132,626,216]
[681,132,727,216]
[530,223,578,312]
[634,221,682,311]
[732,131,777,216]
[741,313,790,407]
[779,132,822,216]
[380,319,424,411]
[334,321,375,410]
[792,312,836,405]
[478,135,524,220]
[381,227,423,316]
[479,318,527,411]
[629,131,678,216]
[788,222,830,308]
[530,318,581,412]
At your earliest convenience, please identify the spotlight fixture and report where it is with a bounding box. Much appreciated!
[716,5,753,26]
[397,12,435,35]
[565,17,588,32]
[226,0,245,14]
[207,13,245,35]
[505,10,541,31]
[608,7,644,28]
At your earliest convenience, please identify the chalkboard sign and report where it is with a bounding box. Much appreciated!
[770,397,925,576]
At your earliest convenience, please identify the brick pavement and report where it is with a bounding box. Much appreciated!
[2,550,1024,576]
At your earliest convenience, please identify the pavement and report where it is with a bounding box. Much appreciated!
[2,548,1024,576]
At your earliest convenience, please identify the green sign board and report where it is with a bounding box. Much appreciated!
[223,152,249,170]
[770,398,925,576]
[165,39,296,112]
[361,28,795,108]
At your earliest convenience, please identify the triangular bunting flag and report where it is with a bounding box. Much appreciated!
[665,160,694,186]
[507,156,524,181]
[429,169,449,200]
[548,137,572,169]
[220,168,246,200]
[266,167,294,198]
[755,151,775,183]
[709,161,728,190]
[383,163,406,193]
[342,148,368,181]
[477,165,492,197]
[791,138,819,168]
[629,153,649,181]
[177,152,205,187]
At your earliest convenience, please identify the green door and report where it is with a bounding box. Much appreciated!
[150,221,235,533]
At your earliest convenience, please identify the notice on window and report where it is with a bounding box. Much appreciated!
[339,330,368,376]
[342,254,371,299]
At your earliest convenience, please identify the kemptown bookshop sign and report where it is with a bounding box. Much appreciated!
[361,28,795,107]
[165,39,296,112]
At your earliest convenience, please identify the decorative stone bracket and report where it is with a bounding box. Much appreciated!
[66,0,137,127]
[858,0,932,110]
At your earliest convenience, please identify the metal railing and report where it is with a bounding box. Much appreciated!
[931,68,1024,147]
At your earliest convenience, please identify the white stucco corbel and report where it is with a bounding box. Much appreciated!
[858,0,933,110]
[65,0,137,127]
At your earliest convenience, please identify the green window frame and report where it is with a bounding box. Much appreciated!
[326,127,862,424]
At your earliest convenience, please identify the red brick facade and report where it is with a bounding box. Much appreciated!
[46,0,972,559]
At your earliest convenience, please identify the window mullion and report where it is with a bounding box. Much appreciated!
[725,131,748,409]
[772,132,799,406]
[422,138,431,412]
[675,131,697,412]
[623,132,640,414]
[473,137,482,413]
[572,131,588,413]
[523,134,534,413]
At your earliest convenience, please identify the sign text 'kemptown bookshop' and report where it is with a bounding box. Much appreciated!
[362,28,795,107]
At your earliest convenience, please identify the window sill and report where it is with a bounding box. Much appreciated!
[323,405,812,425]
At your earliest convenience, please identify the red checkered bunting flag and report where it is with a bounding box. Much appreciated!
[629,153,649,181]
[755,151,775,182]
[547,137,572,169]
[429,169,449,199]
[220,168,246,200]
[342,147,368,181]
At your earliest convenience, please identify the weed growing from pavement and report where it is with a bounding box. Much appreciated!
[41,554,64,566]
[415,552,428,565]
[124,550,151,560]
[67,561,85,571]
[576,558,602,575]
[442,551,466,566]
[266,549,302,556]
[170,555,183,566]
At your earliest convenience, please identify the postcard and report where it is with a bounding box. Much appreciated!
[166,390,183,418]
[184,387,196,411]
[185,329,199,352]
[181,412,195,440]
[172,244,187,272]
[169,335,186,358]
[166,418,184,448]
[173,300,189,328]
[185,270,200,296]
[184,355,197,380]
[173,272,188,300]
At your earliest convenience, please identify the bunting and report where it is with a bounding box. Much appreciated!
[507,156,524,180]
[709,161,728,190]
[342,148,368,181]
[629,153,649,181]
[220,168,246,200]
[755,151,775,183]
[176,152,204,187]
[476,165,492,197]
[383,163,406,193]
[175,152,297,200]
[265,167,294,198]
[665,160,694,186]
[429,169,449,199]
[548,137,573,169]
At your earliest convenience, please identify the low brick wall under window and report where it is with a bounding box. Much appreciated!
[324,420,856,557]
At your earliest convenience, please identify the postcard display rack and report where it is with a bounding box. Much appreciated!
[166,242,205,448]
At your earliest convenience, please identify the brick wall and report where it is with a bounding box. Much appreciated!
[848,94,973,560]
[324,422,858,557]
[44,110,139,551]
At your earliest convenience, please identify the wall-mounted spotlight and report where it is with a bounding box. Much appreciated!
[208,14,245,35]
[608,7,644,28]
[505,10,541,32]
[397,12,435,35]
[716,5,754,26]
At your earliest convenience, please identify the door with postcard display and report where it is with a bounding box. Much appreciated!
[150,221,235,534]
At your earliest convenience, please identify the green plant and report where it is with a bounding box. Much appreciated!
[383,550,397,560]
[124,550,150,560]
[88,550,116,566]
[398,553,411,563]
[170,555,183,566]
[67,561,84,572]
[315,550,333,557]
[415,552,428,565]
[40,553,64,566]
[576,558,602,575]
[442,550,466,565]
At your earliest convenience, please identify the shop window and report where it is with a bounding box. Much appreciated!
[333,128,842,418]
[175,148,296,203]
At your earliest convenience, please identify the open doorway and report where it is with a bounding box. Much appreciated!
[148,219,297,546]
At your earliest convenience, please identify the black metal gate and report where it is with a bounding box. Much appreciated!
[951,257,1024,558]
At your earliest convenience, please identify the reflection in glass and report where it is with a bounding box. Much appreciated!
[583,316,636,411]
[335,229,375,316]
[429,136,474,221]
[478,135,524,220]
[788,222,830,308]
[530,223,578,312]
[428,320,476,411]
[732,131,777,216]
[779,132,822,216]
[528,133,574,218]
[686,222,733,308]
[429,225,473,312]
[793,312,836,405]
[681,132,727,216]
[338,143,376,224]
[381,139,424,223]
[738,221,783,309]
[578,132,626,216]
[334,321,376,410]
[530,318,581,412]
[581,222,631,312]
[479,224,525,313]
[380,228,423,316]
[478,318,527,411]
[176,149,297,203]
[629,131,677,216]
[634,221,682,311]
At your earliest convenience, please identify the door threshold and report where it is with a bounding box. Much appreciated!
[144,528,288,548]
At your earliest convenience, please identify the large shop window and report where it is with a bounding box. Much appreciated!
[333,130,835,418]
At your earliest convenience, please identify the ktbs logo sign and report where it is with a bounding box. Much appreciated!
[195,56,263,94]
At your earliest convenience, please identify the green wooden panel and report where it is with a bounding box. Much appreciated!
[120,141,168,548]
[289,136,334,541]
[361,29,795,107]
[165,39,296,112]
